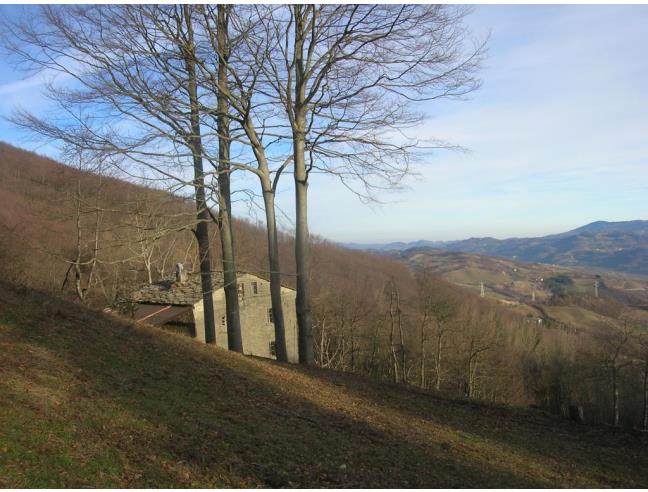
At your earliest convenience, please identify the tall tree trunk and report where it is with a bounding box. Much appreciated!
[145,256,153,285]
[369,321,379,378]
[261,183,288,362]
[293,6,314,366]
[397,304,406,384]
[612,365,620,427]
[388,281,400,383]
[465,339,475,398]
[216,4,243,353]
[642,358,648,431]
[420,321,426,389]
[73,181,85,302]
[294,156,313,364]
[184,5,216,344]
[435,329,443,391]
[234,103,288,359]
[350,322,356,371]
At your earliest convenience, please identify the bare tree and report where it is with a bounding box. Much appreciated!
[431,300,456,391]
[415,270,458,390]
[61,180,103,302]
[1,5,232,344]
[212,4,243,352]
[122,192,184,285]
[194,5,296,361]
[314,314,349,370]
[462,308,500,399]
[386,279,406,384]
[598,320,634,427]
[251,5,485,365]
[312,279,374,371]
[640,341,648,431]
[416,270,433,388]
[627,320,648,431]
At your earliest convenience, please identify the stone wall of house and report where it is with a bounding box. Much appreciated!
[192,273,299,363]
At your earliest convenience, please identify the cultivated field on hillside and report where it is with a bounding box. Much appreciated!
[397,247,648,332]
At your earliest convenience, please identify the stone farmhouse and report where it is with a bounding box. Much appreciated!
[131,266,299,363]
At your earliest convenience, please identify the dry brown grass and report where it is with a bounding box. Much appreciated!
[1,281,647,488]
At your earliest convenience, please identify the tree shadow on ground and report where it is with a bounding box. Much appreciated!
[0,282,553,488]
[281,359,648,488]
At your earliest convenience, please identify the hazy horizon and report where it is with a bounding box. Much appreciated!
[340,218,648,245]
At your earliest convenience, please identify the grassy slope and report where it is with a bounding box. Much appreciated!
[1,282,647,488]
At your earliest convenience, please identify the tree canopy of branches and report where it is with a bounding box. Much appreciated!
[2,4,484,364]
[247,4,485,364]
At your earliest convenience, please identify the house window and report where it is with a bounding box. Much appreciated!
[267,308,274,323]
[238,283,245,297]
[252,281,258,294]
[269,341,276,357]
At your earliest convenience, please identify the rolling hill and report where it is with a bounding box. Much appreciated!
[392,247,648,336]
[345,220,648,276]
[1,280,647,488]
[395,247,648,304]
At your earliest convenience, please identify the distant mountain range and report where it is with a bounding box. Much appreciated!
[343,220,648,276]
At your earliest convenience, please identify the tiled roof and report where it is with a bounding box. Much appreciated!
[132,272,225,305]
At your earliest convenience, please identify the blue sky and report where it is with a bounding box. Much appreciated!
[1,5,648,243]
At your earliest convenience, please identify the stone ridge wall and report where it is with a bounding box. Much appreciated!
[192,273,299,363]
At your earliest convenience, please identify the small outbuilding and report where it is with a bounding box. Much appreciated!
[131,267,299,363]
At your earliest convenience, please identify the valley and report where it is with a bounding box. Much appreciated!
[392,247,648,336]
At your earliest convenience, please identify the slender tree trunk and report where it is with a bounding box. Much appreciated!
[216,4,243,353]
[73,182,85,302]
[369,321,379,378]
[349,323,355,371]
[145,259,153,285]
[465,339,475,398]
[642,358,648,431]
[318,318,327,366]
[235,111,288,359]
[435,329,443,391]
[420,322,426,389]
[612,365,620,427]
[388,282,400,383]
[294,125,314,365]
[468,356,476,398]
[397,305,406,384]
[293,6,314,365]
[184,6,216,344]
[86,192,102,298]
[261,184,288,362]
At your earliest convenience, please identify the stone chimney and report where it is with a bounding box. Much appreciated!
[175,262,187,284]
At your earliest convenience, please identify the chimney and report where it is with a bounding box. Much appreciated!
[175,263,187,284]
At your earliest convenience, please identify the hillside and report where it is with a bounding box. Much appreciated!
[1,281,647,488]
[394,247,648,335]
[0,141,187,291]
[0,141,415,304]
[395,247,648,304]
[346,220,648,276]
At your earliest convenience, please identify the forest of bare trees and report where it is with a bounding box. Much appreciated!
[2,139,648,429]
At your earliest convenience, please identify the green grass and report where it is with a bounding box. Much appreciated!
[1,281,647,488]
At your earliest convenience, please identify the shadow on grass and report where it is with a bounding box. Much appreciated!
[279,352,648,488]
[0,282,574,487]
